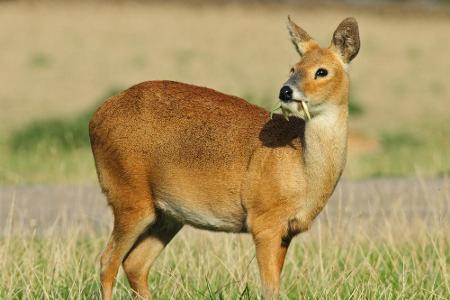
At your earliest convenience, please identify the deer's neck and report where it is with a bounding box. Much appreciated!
[301,103,348,213]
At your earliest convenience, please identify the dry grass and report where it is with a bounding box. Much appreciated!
[1,178,448,299]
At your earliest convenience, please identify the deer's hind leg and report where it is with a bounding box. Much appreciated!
[122,215,182,299]
[99,183,156,300]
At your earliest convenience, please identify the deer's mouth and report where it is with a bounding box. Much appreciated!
[280,99,311,121]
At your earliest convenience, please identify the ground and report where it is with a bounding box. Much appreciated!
[1,178,449,298]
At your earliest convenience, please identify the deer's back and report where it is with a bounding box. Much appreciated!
[90,80,269,168]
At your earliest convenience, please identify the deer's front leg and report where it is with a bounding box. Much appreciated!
[252,227,290,300]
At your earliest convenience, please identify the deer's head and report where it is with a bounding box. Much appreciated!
[279,17,360,120]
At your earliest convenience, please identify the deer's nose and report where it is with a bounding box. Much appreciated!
[279,86,293,102]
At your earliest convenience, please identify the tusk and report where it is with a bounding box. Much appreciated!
[300,101,311,120]
[270,100,311,121]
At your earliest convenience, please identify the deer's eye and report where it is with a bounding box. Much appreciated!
[314,68,328,79]
[290,68,295,75]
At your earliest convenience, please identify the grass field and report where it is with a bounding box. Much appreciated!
[1,178,449,299]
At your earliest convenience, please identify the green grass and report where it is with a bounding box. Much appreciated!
[9,88,121,153]
[348,94,364,116]
[29,52,52,69]
[0,143,97,183]
[350,124,450,177]
[380,130,420,149]
[1,222,448,299]
[0,88,123,184]
[2,177,448,299]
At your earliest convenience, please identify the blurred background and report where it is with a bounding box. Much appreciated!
[0,0,449,183]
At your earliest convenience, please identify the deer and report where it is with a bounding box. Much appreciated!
[89,16,360,300]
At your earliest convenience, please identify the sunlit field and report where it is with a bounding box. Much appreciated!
[1,178,449,299]
[0,1,449,299]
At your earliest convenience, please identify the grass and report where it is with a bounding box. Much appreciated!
[348,93,364,116]
[29,52,51,69]
[0,88,122,183]
[2,232,448,299]
[9,88,121,153]
[1,179,449,299]
[0,144,96,184]
[349,124,450,177]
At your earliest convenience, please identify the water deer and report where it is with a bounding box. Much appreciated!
[89,16,360,300]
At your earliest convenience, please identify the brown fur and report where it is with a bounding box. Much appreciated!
[90,17,360,300]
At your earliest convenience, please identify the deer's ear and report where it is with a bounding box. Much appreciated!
[287,16,318,56]
[331,17,360,64]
